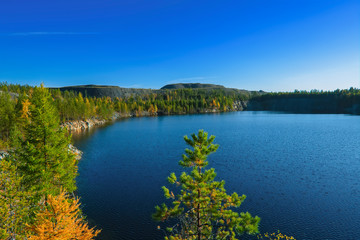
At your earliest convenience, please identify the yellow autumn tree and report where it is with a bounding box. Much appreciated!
[258,231,296,240]
[27,190,100,240]
[148,104,157,115]
[21,98,31,120]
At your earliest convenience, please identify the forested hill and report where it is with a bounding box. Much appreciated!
[57,84,154,98]
[56,83,258,99]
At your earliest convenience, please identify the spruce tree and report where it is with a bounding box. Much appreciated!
[13,84,78,200]
[153,130,260,240]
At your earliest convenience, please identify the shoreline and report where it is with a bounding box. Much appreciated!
[61,100,247,132]
[61,104,360,133]
[61,112,131,132]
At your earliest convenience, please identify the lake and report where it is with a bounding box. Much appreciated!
[73,112,360,240]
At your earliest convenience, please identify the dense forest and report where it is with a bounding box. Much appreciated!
[248,88,360,114]
[53,86,251,121]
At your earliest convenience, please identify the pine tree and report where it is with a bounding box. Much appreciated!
[153,130,260,240]
[13,84,78,200]
[27,190,101,240]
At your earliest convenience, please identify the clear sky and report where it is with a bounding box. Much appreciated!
[0,0,359,91]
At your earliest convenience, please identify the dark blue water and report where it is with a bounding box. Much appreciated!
[73,112,360,240]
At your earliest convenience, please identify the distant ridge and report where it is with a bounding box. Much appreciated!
[161,83,225,89]
[57,85,153,98]
[55,83,259,99]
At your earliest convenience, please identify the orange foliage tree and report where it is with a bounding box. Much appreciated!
[27,190,100,240]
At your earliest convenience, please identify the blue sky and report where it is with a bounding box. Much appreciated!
[0,0,359,91]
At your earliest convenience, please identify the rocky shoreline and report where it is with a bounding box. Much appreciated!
[61,101,248,132]
[60,112,132,132]
[68,144,83,160]
[61,118,107,132]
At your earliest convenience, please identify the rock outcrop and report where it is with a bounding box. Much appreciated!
[233,100,248,111]
[61,119,107,132]
[61,112,132,132]
[68,144,82,160]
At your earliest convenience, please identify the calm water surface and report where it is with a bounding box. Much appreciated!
[73,112,360,240]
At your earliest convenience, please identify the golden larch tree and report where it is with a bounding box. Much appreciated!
[27,190,100,240]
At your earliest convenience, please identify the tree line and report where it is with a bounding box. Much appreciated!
[251,88,360,111]
[248,88,360,114]
[52,87,251,121]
